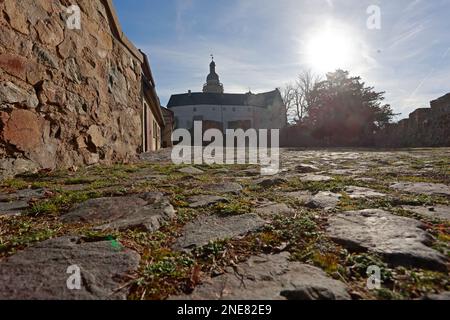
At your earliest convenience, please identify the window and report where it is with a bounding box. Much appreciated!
[193,107,197,112]
[141,101,154,153]
[153,120,160,150]
[232,107,236,112]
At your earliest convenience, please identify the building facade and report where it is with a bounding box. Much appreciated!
[141,53,164,153]
[0,0,165,178]
[167,59,287,133]
[161,107,175,148]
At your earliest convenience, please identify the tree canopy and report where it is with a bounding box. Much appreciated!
[298,70,396,146]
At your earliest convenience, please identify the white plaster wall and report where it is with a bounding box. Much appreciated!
[171,105,265,130]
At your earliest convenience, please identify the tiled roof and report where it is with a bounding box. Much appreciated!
[167,90,282,109]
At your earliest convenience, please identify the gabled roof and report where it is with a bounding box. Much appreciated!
[142,52,164,126]
[167,90,282,109]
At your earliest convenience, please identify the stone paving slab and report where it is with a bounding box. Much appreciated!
[327,209,447,271]
[255,177,288,188]
[329,169,367,176]
[178,166,204,175]
[187,195,228,208]
[0,200,28,216]
[300,174,333,182]
[345,186,386,199]
[254,203,295,217]
[61,192,176,232]
[294,164,320,173]
[422,291,450,300]
[402,205,450,221]
[279,190,313,203]
[173,214,268,250]
[0,188,47,202]
[391,182,450,196]
[0,236,140,300]
[172,252,350,300]
[0,188,48,216]
[307,192,342,210]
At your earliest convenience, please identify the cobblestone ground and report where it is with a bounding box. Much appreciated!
[0,148,448,300]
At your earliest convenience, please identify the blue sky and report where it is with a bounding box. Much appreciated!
[113,0,450,120]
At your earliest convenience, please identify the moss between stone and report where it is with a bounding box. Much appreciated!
[0,152,449,300]
[26,190,102,217]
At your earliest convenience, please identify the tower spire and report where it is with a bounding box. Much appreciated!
[203,55,224,94]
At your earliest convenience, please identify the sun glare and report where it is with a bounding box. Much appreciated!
[305,25,357,74]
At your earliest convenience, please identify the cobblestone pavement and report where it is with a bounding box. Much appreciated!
[0,148,448,300]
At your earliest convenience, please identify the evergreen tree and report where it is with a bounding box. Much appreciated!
[306,70,395,146]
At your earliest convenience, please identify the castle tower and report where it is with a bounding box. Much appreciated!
[203,57,224,93]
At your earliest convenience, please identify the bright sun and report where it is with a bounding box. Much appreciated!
[305,27,356,74]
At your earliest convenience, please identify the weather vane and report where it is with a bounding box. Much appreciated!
[210,54,214,61]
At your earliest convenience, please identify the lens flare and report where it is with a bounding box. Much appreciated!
[305,24,357,73]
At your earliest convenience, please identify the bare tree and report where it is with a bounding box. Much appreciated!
[281,84,296,125]
[297,70,321,120]
[282,70,321,124]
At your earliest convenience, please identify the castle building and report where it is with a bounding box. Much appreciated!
[167,59,287,132]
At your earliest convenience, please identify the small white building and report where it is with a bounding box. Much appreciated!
[167,59,287,132]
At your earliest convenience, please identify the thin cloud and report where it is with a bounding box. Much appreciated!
[386,23,426,50]
[175,0,194,37]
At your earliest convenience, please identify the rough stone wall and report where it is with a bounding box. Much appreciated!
[375,93,450,148]
[281,93,450,148]
[0,0,146,178]
[161,107,174,148]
